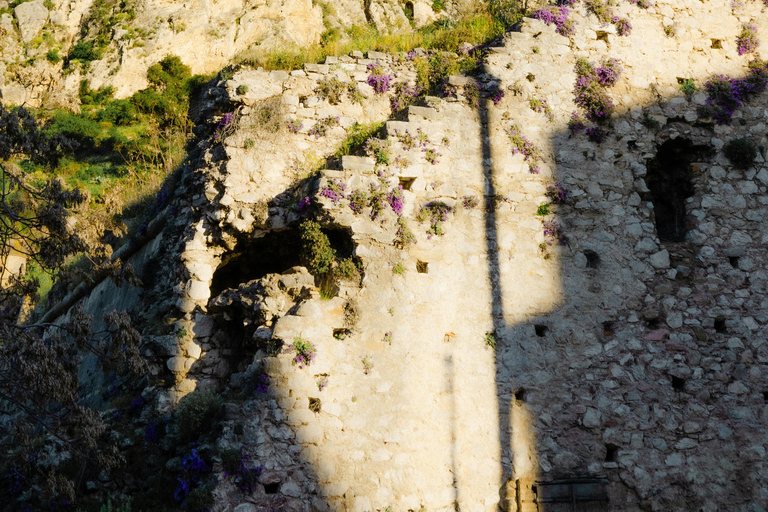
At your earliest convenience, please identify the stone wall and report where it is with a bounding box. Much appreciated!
[44,0,768,510]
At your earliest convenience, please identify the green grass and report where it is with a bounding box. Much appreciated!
[236,13,506,70]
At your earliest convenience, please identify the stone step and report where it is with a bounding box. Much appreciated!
[340,155,375,172]
[407,106,439,121]
[384,120,419,137]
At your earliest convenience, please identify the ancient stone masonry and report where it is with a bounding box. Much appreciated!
[49,0,768,510]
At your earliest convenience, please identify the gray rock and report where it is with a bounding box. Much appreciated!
[14,0,48,43]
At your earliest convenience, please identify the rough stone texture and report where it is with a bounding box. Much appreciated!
[13,0,48,43]
[40,1,768,511]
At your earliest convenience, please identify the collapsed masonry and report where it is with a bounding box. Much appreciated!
[61,1,768,511]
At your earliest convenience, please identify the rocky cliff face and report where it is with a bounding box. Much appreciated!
[31,0,768,510]
[0,0,443,106]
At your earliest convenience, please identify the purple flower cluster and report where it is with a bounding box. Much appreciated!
[287,119,303,133]
[367,62,394,94]
[585,126,607,144]
[418,201,452,236]
[485,82,506,105]
[462,195,479,209]
[175,449,210,502]
[543,220,569,246]
[506,124,544,173]
[320,179,347,204]
[568,111,586,135]
[348,189,367,214]
[386,186,405,216]
[308,116,340,138]
[297,196,312,211]
[573,58,621,124]
[255,373,269,393]
[391,81,421,111]
[533,6,575,37]
[697,61,768,124]
[423,147,441,164]
[628,0,652,7]
[737,23,759,56]
[441,81,458,97]
[227,450,263,493]
[546,182,570,204]
[529,97,554,121]
[287,338,316,368]
[612,16,632,36]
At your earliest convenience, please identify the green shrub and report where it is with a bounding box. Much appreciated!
[679,79,696,99]
[69,40,101,62]
[252,96,284,134]
[46,49,61,63]
[97,99,137,125]
[335,122,384,158]
[79,79,114,105]
[488,0,525,28]
[220,448,241,474]
[484,331,497,348]
[723,137,758,169]
[334,257,358,278]
[300,219,336,275]
[176,390,222,443]
[236,84,249,95]
[392,262,404,275]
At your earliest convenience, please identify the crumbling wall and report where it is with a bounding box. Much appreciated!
[47,0,768,510]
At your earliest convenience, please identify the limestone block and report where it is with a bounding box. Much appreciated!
[272,315,306,340]
[341,155,374,172]
[304,63,329,74]
[296,424,323,444]
[167,356,194,373]
[234,504,258,512]
[14,0,48,43]
[182,339,202,360]
[185,279,211,302]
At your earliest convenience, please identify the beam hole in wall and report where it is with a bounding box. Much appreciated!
[534,324,548,337]
[309,397,321,413]
[728,256,740,268]
[671,376,685,391]
[602,321,615,336]
[646,317,660,330]
[399,177,415,191]
[714,317,727,333]
[644,139,706,242]
[711,39,722,49]
[264,482,280,494]
[763,391,768,403]
[514,388,527,403]
[209,226,356,298]
[596,31,609,42]
[605,444,619,462]
[416,260,428,273]
[333,328,349,340]
[584,250,600,268]
[526,73,535,82]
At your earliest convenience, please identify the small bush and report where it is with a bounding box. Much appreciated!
[176,390,222,443]
[315,76,347,105]
[392,262,404,274]
[680,79,696,99]
[46,49,61,63]
[236,84,249,95]
[69,40,101,62]
[723,137,758,169]
[220,448,241,474]
[300,219,336,275]
[484,331,497,348]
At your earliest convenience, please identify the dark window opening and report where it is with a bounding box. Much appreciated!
[627,140,638,151]
[763,391,768,403]
[714,317,727,333]
[646,317,660,330]
[534,325,548,337]
[309,397,321,413]
[605,444,619,462]
[671,376,685,391]
[209,226,355,298]
[514,388,527,403]
[264,482,280,494]
[416,260,428,274]
[584,250,600,269]
[644,139,709,242]
[728,256,740,268]
[602,321,615,336]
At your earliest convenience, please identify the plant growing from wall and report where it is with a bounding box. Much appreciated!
[367,61,393,93]
[737,23,759,55]
[308,116,340,138]
[484,331,497,348]
[573,57,622,124]
[723,137,758,169]
[361,356,374,374]
[680,79,697,99]
[300,219,336,275]
[287,337,317,368]
[506,123,544,173]
[532,6,575,37]
[529,97,554,122]
[546,182,570,204]
[697,59,768,124]
[417,201,452,236]
[320,178,347,204]
[394,217,416,248]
